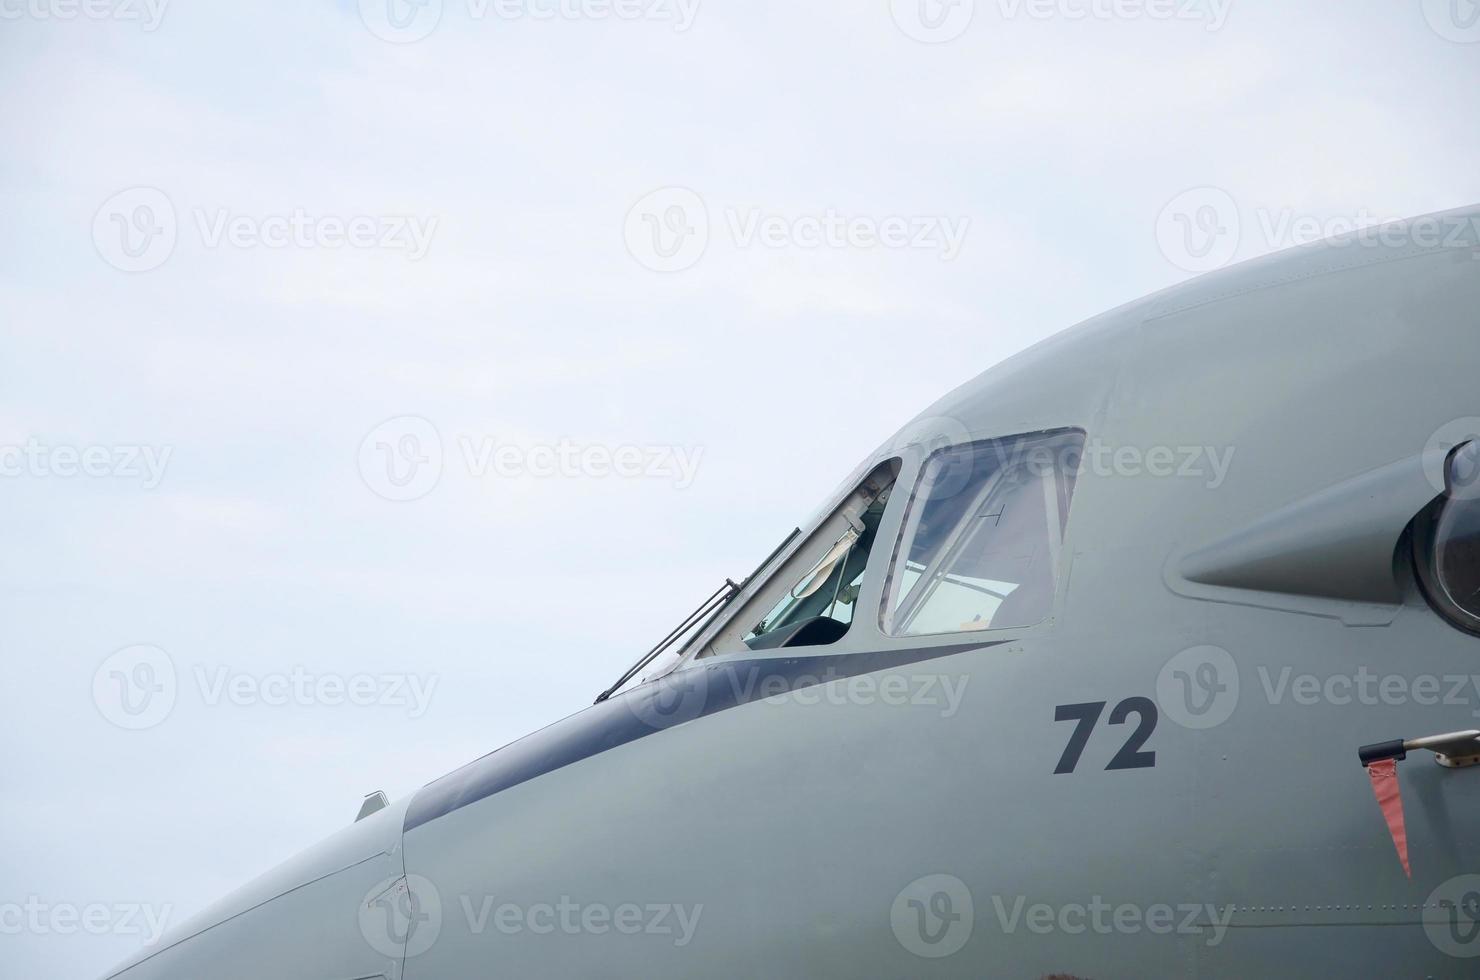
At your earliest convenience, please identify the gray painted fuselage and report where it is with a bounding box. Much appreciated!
[104,207,1480,979]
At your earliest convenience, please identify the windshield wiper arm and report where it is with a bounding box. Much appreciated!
[594,579,740,704]
[593,527,801,704]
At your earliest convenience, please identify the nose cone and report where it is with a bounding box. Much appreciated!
[101,798,410,980]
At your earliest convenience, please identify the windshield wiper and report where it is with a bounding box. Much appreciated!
[594,579,740,704]
[594,527,801,704]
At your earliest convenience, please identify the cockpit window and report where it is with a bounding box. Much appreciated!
[1416,441,1480,636]
[882,429,1085,637]
[743,481,893,649]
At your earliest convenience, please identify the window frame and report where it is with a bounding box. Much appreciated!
[876,427,1087,641]
[660,423,1087,674]
[672,457,905,664]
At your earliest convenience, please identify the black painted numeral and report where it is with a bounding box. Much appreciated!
[1053,701,1105,775]
[1105,696,1158,771]
[1054,696,1158,774]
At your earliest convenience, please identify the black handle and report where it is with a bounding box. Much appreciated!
[1358,739,1408,767]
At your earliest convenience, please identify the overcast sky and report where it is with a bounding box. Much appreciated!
[2,1,1478,975]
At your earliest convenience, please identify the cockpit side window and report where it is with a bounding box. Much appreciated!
[690,459,900,656]
[742,480,893,650]
[881,429,1085,637]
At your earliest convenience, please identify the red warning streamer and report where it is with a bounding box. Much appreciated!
[1366,758,1411,879]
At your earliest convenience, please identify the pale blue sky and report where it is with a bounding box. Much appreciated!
[2,2,1478,975]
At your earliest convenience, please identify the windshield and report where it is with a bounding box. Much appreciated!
[883,429,1084,636]
[743,481,893,648]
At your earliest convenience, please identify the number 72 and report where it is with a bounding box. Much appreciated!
[1053,698,1158,774]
